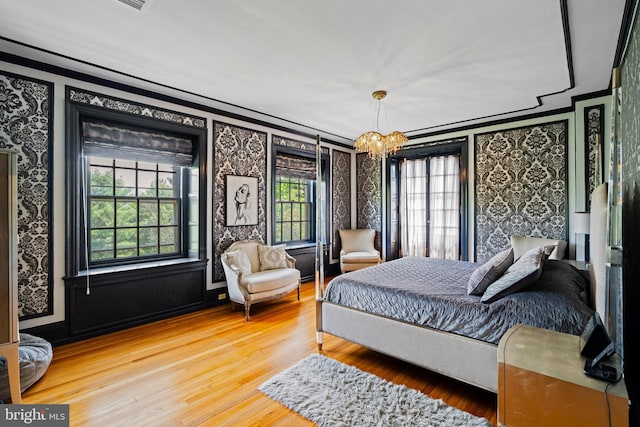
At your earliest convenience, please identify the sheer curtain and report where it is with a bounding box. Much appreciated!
[400,159,428,256]
[429,155,460,260]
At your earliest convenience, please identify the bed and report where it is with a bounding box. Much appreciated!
[315,183,608,393]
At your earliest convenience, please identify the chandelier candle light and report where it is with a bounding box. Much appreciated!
[355,90,408,160]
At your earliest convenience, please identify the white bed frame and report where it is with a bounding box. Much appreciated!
[316,183,608,393]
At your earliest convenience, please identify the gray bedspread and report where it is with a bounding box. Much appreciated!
[324,257,593,344]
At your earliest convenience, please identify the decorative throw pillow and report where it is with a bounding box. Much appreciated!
[225,250,252,275]
[481,245,554,303]
[467,248,514,295]
[258,245,289,271]
[511,235,567,261]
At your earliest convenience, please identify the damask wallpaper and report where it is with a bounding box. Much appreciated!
[356,153,382,250]
[332,149,351,259]
[0,71,53,319]
[585,105,605,208]
[475,121,568,263]
[68,87,206,128]
[213,122,267,281]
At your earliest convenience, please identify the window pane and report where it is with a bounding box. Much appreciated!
[292,203,300,221]
[115,168,136,196]
[301,221,309,240]
[159,200,178,226]
[158,172,176,197]
[281,183,290,201]
[139,200,158,226]
[282,223,291,242]
[138,170,157,197]
[139,228,158,255]
[282,203,291,221]
[91,199,114,227]
[275,203,282,221]
[115,159,136,168]
[90,166,113,196]
[115,228,137,258]
[292,222,301,241]
[90,229,113,261]
[137,161,156,171]
[116,200,138,227]
[160,226,178,253]
[302,204,310,221]
[275,223,282,242]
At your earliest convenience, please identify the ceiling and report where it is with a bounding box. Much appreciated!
[0,0,628,145]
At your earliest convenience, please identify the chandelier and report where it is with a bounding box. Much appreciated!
[354,90,408,160]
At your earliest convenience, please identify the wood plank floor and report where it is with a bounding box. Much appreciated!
[21,281,497,426]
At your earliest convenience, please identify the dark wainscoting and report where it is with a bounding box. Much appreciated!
[62,260,211,342]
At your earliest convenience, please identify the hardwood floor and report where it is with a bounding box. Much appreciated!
[21,281,497,426]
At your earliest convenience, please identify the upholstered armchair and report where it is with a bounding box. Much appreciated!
[221,240,301,320]
[339,229,381,273]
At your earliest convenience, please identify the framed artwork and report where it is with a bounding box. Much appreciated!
[226,175,259,226]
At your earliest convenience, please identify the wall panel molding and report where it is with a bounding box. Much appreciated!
[0,70,53,319]
[213,121,267,282]
[474,120,568,262]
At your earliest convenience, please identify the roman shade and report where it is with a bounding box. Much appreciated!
[275,152,316,180]
[82,120,193,166]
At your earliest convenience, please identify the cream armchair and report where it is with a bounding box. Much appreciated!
[339,229,381,273]
[221,240,300,320]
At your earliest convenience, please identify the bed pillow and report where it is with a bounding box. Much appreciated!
[511,235,567,261]
[467,248,514,296]
[225,250,252,275]
[481,245,554,303]
[258,245,289,271]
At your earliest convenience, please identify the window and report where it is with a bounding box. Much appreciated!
[274,176,313,244]
[271,146,328,246]
[65,106,206,276]
[87,157,182,264]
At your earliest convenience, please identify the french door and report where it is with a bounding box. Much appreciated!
[387,141,467,261]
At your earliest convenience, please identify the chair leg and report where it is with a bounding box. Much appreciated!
[297,284,300,301]
[244,301,251,321]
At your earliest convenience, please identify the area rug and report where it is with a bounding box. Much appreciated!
[259,354,492,426]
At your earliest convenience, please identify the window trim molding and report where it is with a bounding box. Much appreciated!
[270,144,330,247]
[65,99,207,277]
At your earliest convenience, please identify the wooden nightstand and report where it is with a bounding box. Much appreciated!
[498,324,628,427]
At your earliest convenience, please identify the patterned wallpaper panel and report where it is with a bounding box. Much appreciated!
[475,121,568,263]
[213,122,267,281]
[272,135,329,155]
[68,87,206,128]
[0,71,53,319]
[356,153,382,251]
[332,149,351,259]
[585,105,605,208]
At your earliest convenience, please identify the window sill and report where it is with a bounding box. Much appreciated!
[69,257,205,279]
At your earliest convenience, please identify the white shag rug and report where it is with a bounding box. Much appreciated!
[259,354,493,427]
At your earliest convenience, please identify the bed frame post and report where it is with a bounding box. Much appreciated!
[314,135,325,352]
[316,300,324,351]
